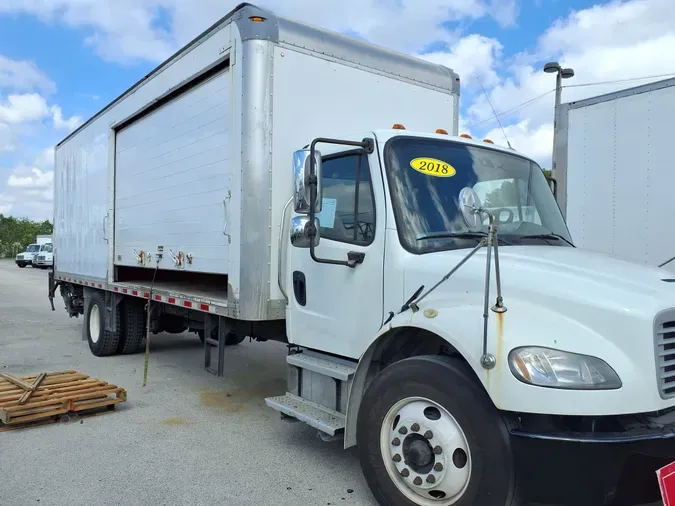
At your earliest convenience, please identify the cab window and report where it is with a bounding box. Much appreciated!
[316,152,376,245]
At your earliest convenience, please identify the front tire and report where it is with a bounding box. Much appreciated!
[356,355,516,506]
[86,291,122,357]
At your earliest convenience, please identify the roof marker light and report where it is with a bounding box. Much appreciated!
[435,129,448,135]
[460,133,472,139]
[483,138,494,144]
[392,123,406,130]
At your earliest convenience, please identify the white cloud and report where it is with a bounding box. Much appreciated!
[0,122,16,153]
[0,0,176,64]
[0,93,50,124]
[2,155,56,219]
[0,193,15,215]
[464,0,675,167]
[50,105,83,131]
[0,0,521,63]
[0,55,56,94]
[34,147,55,169]
[423,34,503,88]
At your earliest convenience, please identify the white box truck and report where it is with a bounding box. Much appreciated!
[16,234,52,268]
[554,77,675,272]
[48,4,675,505]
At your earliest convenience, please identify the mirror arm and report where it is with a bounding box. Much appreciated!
[307,137,375,268]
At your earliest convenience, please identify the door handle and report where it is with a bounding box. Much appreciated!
[347,251,365,268]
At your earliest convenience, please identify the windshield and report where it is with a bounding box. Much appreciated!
[41,243,53,252]
[26,244,40,252]
[383,136,572,254]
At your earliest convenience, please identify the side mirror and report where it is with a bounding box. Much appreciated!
[458,187,484,229]
[290,216,321,249]
[293,149,323,214]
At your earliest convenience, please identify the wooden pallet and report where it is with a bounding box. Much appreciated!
[0,370,127,429]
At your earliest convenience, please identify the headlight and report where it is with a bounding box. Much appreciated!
[508,346,622,390]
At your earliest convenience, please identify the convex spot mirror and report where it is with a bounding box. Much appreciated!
[293,149,323,214]
[290,216,321,249]
[458,187,484,229]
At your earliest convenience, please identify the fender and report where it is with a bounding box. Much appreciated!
[343,298,491,449]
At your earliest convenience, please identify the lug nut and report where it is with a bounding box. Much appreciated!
[391,437,401,446]
[413,476,423,486]
[434,462,443,472]
[433,446,443,455]
[400,468,410,478]
[411,423,420,432]
[424,430,433,440]
[393,454,401,463]
[426,475,436,484]
[399,426,408,435]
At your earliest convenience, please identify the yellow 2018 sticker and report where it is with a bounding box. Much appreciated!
[410,157,456,177]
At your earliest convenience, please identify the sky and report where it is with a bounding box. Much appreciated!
[0,0,674,220]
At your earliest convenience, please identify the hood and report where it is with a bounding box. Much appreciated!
[404,245,675,320]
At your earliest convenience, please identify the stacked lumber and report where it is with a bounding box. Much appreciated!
[0,370,127,430]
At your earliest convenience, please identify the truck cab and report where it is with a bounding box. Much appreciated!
[15,243,42,268]
[273,126,675,506]
[34,243,53,269]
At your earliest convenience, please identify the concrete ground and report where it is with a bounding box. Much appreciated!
[0,261,663,506]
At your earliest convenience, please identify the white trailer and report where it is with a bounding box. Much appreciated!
[48,4,675,505]
[554,77,675,271]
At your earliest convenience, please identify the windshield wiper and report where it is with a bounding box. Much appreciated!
[416,231,512,245]
[521,233,575,247]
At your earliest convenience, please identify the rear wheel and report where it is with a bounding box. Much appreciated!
[356,355,517,506]
[86,291,122,357]
[117,298,146,354]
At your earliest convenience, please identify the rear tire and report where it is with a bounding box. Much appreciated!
[117,298,146,354]
[86,291,122,357]
[356,355,517,506]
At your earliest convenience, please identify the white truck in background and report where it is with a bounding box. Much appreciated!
[47,4,675,505]
[554,77,675,271]
[34,241,53,269]
[16,234,51,268]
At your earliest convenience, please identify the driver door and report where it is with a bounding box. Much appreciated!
[287,148,386,359]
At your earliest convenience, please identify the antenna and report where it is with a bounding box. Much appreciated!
[476,77,512,149]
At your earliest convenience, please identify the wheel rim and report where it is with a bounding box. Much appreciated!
[379,396,471,505]
[89,305,101,343]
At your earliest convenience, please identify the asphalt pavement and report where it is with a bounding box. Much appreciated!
[0,260,376,506]
[0,260,664,506]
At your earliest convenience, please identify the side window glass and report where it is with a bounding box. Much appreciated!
[316,153,376,245]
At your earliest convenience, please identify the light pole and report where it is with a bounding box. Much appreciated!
[544,61,574,175]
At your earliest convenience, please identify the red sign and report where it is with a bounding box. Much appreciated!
[657,461,675,506]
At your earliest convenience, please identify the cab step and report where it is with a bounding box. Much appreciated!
[286,350,356,381]
[265,349,357,435]
[265,394,345,435]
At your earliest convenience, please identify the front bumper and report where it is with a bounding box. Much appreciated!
[511,423,675,505]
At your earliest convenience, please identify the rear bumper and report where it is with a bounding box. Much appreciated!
[511,425,675,505]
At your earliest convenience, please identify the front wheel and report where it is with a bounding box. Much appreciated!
[356,355,517,506]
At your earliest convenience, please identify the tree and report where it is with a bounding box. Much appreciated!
[483,180,519,208]
[0,214,53,258]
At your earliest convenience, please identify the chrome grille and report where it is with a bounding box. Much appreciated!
[656,312,675,399]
